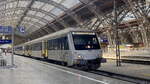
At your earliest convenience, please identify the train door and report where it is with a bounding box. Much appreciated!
[29,45,32,56]
[42,40,48,59]
[66,33,74,66]
[28,45,32,56]
[23,46,25,55]
[25,45,28,56]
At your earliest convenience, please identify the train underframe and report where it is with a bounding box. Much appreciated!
[15,51,101,70]
[73,58,101,70]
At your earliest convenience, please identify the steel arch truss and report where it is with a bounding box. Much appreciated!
[0,0,82,37]
[84,0,150,47]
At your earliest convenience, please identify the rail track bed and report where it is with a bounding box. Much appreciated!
[89,70,150,84]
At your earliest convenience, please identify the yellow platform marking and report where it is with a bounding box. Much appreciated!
[142,73,150,77]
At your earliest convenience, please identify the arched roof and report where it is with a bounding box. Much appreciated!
[0,0,81,34]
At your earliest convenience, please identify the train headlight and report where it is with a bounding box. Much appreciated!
[77,55,83,59]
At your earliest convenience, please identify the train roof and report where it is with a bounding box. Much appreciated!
[17,27,94,46]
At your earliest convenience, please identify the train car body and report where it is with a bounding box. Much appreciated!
[15,28,103,70]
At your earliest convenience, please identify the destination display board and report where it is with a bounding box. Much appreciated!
[0,26,12,34]
[0,40,12,44]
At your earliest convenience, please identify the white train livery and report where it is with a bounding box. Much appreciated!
[15,28,103,70]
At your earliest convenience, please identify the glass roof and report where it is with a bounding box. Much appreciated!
[122,12,136,22]
[0,0,81,34]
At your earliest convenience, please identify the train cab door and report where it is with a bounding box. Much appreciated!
[42,40,48,59]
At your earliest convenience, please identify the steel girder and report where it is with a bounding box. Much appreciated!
[0,13,49,24]
[21,20,43,27]
[27,22,61,37]
[40,27,52,34]
[0,0,82,35]
[36,0,67,10]
[0,7,57,18]
[28,22,59,36]
[78,0,118,32]
[0,0,69,28]
[0,18,43,27]
[16,0,35,27]
[0,0,66,18]
[37,0,82,26]
[44,26,56,33]
[48,23,60,31]
[79,0,104,19]
[121,0,150,47]
[36,29,48,36]
[23,0,81,31]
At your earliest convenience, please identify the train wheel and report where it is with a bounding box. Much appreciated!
[61,62,67,66]
[43,56,48,59]
[28,54,31,56]
[42,53,48,59]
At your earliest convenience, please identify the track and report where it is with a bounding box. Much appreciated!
[89,70,150,84]
[17,54,150,84]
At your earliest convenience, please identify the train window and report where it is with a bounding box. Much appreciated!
[48,39,55,50]
[15,47,23,51]
[63,37,69,50]
[54,39,58,50]
[48,36,69,50]
[72,34,100,50]
[48,40,52,50]
[25,45,29,50]
[31,42,42,51]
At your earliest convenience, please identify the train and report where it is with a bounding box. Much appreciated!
[14,28,103,70]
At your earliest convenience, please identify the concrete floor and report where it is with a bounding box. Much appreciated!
[0,54,133,84]
[103,48,150,61]
[99,60,150,80]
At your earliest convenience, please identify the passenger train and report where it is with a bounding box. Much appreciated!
[14,28,103,70]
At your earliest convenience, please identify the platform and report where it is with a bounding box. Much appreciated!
[103,48,150,63]
[0,54,134,84]
[99,60,150,80]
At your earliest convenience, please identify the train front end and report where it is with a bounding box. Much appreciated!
[71,31,102,70]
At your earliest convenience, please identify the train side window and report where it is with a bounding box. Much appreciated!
[15,47,23,51]
[31,44,34,50]
[55,39,58,50]
[63,37,69,50]
[58,38,61,50]
[51,40,54,50]
[31,42,42,51]
[48,40,52,50]
[48,36,69,50]
[48,39,54,50]
[52,39,57,50]
[62,37,65,50]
